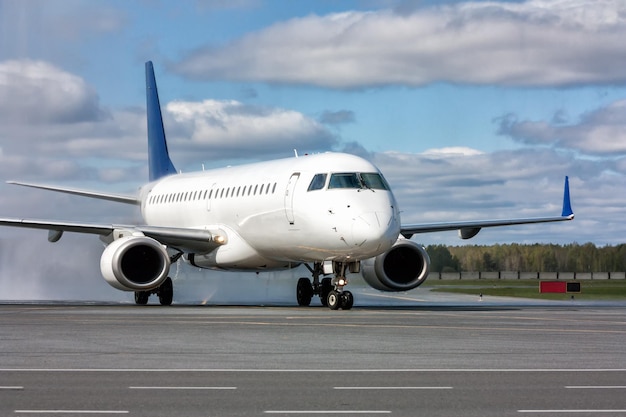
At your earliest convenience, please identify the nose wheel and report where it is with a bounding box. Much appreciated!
[327,290,353,310]
[297,262,355,310]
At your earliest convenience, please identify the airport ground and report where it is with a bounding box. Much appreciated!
[2,289,626,416]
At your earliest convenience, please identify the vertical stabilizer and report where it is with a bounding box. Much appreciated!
[146,61,177,181]
[561,176,573,217]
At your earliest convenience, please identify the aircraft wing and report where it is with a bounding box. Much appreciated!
[0,218,223,253]
[6,181,140,205]
[400,176,574,239]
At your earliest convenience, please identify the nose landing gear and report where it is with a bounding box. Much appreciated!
[296,261,355,310]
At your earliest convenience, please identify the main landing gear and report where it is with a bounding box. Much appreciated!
[296,262,355,310]
[134,277,173,306]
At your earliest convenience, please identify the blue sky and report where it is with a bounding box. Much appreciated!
[1,0,626,300]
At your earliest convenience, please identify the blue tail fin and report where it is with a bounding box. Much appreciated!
[146,61,177,181]
[561,176,574,217]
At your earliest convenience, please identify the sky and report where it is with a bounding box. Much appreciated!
[1,0,626,301]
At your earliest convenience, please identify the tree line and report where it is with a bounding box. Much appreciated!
[425,243,626,273]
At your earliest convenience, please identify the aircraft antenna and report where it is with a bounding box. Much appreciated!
[294,149,299,158]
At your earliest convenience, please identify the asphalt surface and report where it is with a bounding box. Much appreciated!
[1,295,626,416]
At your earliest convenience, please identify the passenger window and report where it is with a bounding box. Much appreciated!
[307,174,327,191]
[328,173,360,189]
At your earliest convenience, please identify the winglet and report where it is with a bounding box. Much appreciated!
[561,176,574,218]
[146,61,177,181]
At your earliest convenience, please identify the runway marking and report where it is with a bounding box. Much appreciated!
[519,410,626,414]
[129,386,236,390]
[15,411,128,415]
[0,386,23,390]
[3,368,626,373]
[264,411,390,415]
[566,386,626,389]
[334,386,452,390]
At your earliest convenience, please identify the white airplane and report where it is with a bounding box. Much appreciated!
[0,61,574,309]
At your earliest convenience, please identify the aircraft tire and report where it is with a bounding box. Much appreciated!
[296,278,313,306]
[320,278,332,307]
[134,291,149,305]
[158,277,173,306]
[341,291,354,310]
[327,290,341,310]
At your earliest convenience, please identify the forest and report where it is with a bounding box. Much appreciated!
[425,243,626,273]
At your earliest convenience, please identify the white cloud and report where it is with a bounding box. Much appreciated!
[165,99,337,161]
[373,148,616,245]
[173,0,626,88]
[0,60,338,183]
[498,99,626,156]
[0,60,106,124]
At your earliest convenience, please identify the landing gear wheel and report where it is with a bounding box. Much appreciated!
[327,290,341,310]
[320,278,332,307]
[296,278,313,306]
[134,291,149,305]
[157,277,173,306]
[341,291,354,310]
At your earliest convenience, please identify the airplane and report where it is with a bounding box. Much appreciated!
[0,61,575,309]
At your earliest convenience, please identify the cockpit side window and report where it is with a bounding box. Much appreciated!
[307,173,327,191]
[328,173,361,189]
[360,173,390,190]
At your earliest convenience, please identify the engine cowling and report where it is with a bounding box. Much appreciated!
[361,239,430,292]
[100,236,170,291]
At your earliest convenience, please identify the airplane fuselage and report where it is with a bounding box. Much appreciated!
[140,152,401,270]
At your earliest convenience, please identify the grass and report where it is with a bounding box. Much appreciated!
[422,279,626,301]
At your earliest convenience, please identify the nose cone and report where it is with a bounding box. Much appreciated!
[351,211,400,256]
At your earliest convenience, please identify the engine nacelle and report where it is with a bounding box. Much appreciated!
[361,239,430,292]
[100,236,170,291]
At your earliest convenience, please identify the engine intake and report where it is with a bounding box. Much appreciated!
[100,236,170,291]
[361,239,430,292]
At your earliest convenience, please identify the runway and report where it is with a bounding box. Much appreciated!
[2,299,626,416]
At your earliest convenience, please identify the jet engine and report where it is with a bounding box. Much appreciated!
[100,236,170,291]
[361,238,430,292]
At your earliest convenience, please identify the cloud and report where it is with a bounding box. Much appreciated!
[0,60,339,183]
[173,0,626,88]
[0,60,108,124]
[165,99,337,161]
[497,99,626,156]
[373,148,619,245]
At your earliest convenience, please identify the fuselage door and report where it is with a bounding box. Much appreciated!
[284,173,300,224]
[207,183,217,211]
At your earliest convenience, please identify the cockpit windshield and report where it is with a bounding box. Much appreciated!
[325,172,390,190]
[307,173,327,191]
[360,173,390,190]
[328,173,361,189]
